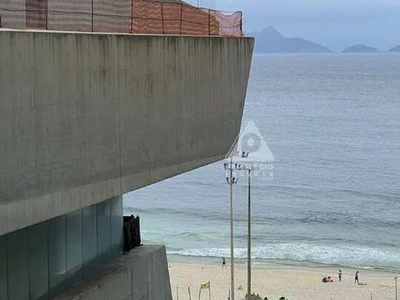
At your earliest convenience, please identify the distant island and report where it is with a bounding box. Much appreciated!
[250,27,332,53]
[342,44,380,53]
[389,45,400,52]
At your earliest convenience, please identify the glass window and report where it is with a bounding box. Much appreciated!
[0,235,7,300]
[66,209,83,285]
[110,196,123,257]
[1,196,124,299]
[97,200,111,263]
[8,229,29,300]
[82,204,98,276]
[29,222,49,300]
[48,215,67,298]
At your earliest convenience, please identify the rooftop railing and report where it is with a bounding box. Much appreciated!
[0,0,243,37]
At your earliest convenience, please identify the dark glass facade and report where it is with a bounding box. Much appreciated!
[0,196,123,300]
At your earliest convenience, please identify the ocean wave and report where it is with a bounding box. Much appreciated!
[125,205,399,230]
[294,211,400,228]
[334,189,400,203]
[124,206,230,222]
[168,242,400,270]
[257,184,400,205]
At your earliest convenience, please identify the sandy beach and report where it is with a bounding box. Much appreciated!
[169,258,398,300]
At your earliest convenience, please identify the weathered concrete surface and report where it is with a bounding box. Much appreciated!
[54,245,172,300]
[0,30,254,235]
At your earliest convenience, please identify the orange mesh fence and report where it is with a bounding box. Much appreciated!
[131,0,163,34]
[211,9,242,37]
[131,0,242,36]
[0,0,243,37]
[1,0,27,29]
[162,3,181,35]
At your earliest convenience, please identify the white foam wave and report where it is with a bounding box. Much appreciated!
[168,242,400,269]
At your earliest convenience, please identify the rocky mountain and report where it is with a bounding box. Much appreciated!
[389,45,400,52]
[251,27,332,53]
[342,44,380,53]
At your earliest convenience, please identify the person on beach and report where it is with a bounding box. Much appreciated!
[355,271,360,284]
[338,270,342,282]
[222,257,226,268]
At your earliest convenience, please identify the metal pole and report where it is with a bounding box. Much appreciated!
[91,0,94,32]
[130,0,134,33]
[247,169,251,299]
[230,158,235,300]
[208,9,211,36]
[161,3,164,34]
[179,3,183,35]
[45,0,48,30]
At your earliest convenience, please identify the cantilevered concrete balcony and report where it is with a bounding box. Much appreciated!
[0,30,253,236]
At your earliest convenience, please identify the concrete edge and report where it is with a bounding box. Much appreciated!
[0,154,224,236]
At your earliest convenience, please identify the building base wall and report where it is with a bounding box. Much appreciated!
[54,245,172,300]
[0,196,123,300]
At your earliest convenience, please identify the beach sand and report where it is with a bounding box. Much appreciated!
[169,259,397,300]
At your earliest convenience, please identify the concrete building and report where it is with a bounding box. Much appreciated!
[0,24,253,300]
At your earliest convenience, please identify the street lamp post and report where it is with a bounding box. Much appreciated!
[226,121,274,300]
[237,151,253,299]
[225,158,238,300]
[246,168,252,299]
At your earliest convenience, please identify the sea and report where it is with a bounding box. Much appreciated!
[124,53,400,272]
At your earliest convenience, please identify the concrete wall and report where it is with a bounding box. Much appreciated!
[54,245,172,300]
[0,30,254,235]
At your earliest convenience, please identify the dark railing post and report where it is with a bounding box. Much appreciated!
[123,215,141,252]
[208,9,211,35]
[240,11,243,37]
[130,0,134,33]
[91,0,94,32]
[161,3,164,34]
[45,0,48,30]
[179,3,183,35]
[135,216,141,246]
[0,14,2,29]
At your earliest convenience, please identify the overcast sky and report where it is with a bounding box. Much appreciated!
[189,0,400,51]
